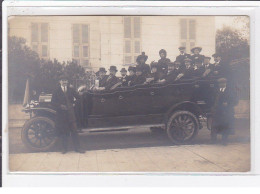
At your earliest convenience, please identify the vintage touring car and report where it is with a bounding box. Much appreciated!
[22,76,218,151]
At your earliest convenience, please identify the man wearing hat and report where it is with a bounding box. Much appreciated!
[210,78,237,145]
[102,66,119,90]
[176,46,191,65]
[202,57,214,78]
[136,52,151,77]
[127,66,137,86]
[212,53,225,77]
[158,49,171,79]
[119,68,128,87]
[159,61,180,83]
[97,67,107,87]
[182,58,195,79]
[131,66,146,86]
[51,74,85,154]
[190,47,205,64]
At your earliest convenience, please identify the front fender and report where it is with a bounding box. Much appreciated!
[23,107,56,118]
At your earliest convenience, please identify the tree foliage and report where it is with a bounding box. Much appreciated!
[8,36,91,103]
[216,26,249,64]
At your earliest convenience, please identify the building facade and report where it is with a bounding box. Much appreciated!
[8,16,216,71]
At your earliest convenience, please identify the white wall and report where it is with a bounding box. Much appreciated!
[8,16,216,71]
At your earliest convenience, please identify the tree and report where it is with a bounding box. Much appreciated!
[216,26,249,64]
[8,36,40,103]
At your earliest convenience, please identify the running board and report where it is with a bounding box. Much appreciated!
[80,124,165,133]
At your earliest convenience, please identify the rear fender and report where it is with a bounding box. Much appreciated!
[165,101,203,121]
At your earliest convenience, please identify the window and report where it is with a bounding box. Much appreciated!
[180,19,196,53]
[124,16,141,64]
[31,23,49,58]
[72,24,89,68]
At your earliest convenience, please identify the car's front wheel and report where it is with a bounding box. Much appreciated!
[21,117,58,152]
[166,111,199,144]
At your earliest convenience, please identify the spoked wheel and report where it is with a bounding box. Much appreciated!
[21,117,58,152]
[167,111,199,144]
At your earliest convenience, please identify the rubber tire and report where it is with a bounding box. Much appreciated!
[21,117,58,152]
[166,111,199,144]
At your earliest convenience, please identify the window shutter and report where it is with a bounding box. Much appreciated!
[82,46,88,57]
[31,23,38,42]
[41,23,48,42]
[73,45,80,57]
[189,20,196,39]
[180,19,187,39]
[125,40,131,53]
[124,17,131,38]
[41,45,48,57]
[73,24,80,43]
[82,24,89,43]
[134,17,140,38]
[134,41,140,53]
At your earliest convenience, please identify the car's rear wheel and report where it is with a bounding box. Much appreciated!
[167,111,199,144]
[21,117,58,152]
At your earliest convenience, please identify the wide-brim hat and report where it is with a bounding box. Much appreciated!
[109,66,118,72]
[217,78,227,83]
[128,66,136,72]
[136,52,148,63]
[178,46,186,50]
[191,47,202,53]
[212,53,221,58]
[58,74,69,81]
[120,68,127,72]
[99,67,107,73]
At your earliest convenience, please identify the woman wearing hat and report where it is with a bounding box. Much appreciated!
[136,52,151,78]
[157,49,171,79]
[190,47,205,64]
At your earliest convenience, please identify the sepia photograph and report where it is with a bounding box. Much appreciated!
[6,15,250,173]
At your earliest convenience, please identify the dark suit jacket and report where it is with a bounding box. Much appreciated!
[132,75,146,86]
[164,69,179,83]
[193,67,205,77]
[51,85,80,133]
[176,53,191,64]
[128,75,137,86]
[136,64,151,77]
[191,54,205,64]
[102,75,119,90]
[212,87,237,132]
[119,75,129,87]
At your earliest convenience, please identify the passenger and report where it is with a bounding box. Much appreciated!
[190,46,205,64]
[127,66,137,86]
[212,53,225,77]
[101,66,119,90]
[174,60,186,81]
[158,62,179,83]
[158,49,170,79]
[136,52,151,78]
[202,56,214,77]
[97,67,107,87]
[131,66,146,86]
[119,68,128,87]
[193,61,205,77]
[182,58,195,79]
[145,62,160,84]
[176,46,191,65]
